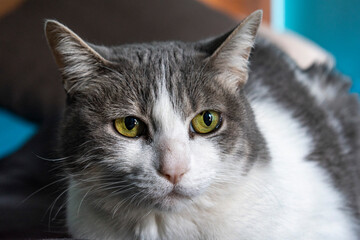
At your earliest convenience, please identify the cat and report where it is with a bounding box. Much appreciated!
[45,10,360,239]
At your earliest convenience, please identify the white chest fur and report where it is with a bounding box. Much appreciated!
[67,98,357,240]
[243,98,357,239]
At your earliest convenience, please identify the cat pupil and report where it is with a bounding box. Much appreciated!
[203,111,213,126]
[125,117,137,130]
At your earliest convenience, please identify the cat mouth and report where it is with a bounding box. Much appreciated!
[152,188,193,211]
[167,189,188,199]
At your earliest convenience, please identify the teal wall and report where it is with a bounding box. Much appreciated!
[0,109,37,158]
[273,0,360,92]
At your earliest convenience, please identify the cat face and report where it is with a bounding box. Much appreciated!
[46,11,266,212]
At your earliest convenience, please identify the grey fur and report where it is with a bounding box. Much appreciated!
[45,11,360,239]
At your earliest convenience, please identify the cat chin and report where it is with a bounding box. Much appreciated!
[151,182,209,212]
[152,192,193,212]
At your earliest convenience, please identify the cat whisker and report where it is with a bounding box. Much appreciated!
[46,187,69,231]
[34,154,72,162]
[44,179,86,229]
[19,177,68,206]
[107,186,138,198]
[140,209,153,221]
[98,182,138,192]
[52,200,68,222]
[77,186,94,216]
[111,201,124,219]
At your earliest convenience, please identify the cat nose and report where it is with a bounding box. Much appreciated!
[158,138,190,185]
[159,164,189,185]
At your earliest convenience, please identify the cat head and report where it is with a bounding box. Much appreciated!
[45,10,267,212]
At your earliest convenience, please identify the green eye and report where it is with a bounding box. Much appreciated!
[114,116,145,138]
[191,110,221,134]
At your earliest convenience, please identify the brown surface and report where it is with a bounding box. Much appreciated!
[0,0,270,26]
[0,0,24,19]
[198,0,270,23]
[0,0,270,23]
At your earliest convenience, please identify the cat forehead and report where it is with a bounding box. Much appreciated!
[80,42,229,121]
[101,43,213,110]
[105,42,204,91]
[110,54,195,118]
[107,41,203,65]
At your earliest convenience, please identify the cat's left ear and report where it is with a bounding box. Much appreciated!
[45,20,111,93]
[207,10,262,91]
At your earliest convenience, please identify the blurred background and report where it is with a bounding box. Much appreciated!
[0,0,359,237]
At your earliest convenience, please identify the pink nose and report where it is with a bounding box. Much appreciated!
[159,166,188,185]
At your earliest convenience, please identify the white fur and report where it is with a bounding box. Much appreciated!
[244,97,357,239]
[150,69,221,200]
[68,93,357,240]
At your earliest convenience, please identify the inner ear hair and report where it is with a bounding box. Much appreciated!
[208,10,262,90]
[44,20,109,69]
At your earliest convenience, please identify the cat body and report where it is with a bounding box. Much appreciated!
[45,11,360,239]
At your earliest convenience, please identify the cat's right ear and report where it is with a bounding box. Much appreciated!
[198,10,262,93]
[45,20,110,93]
